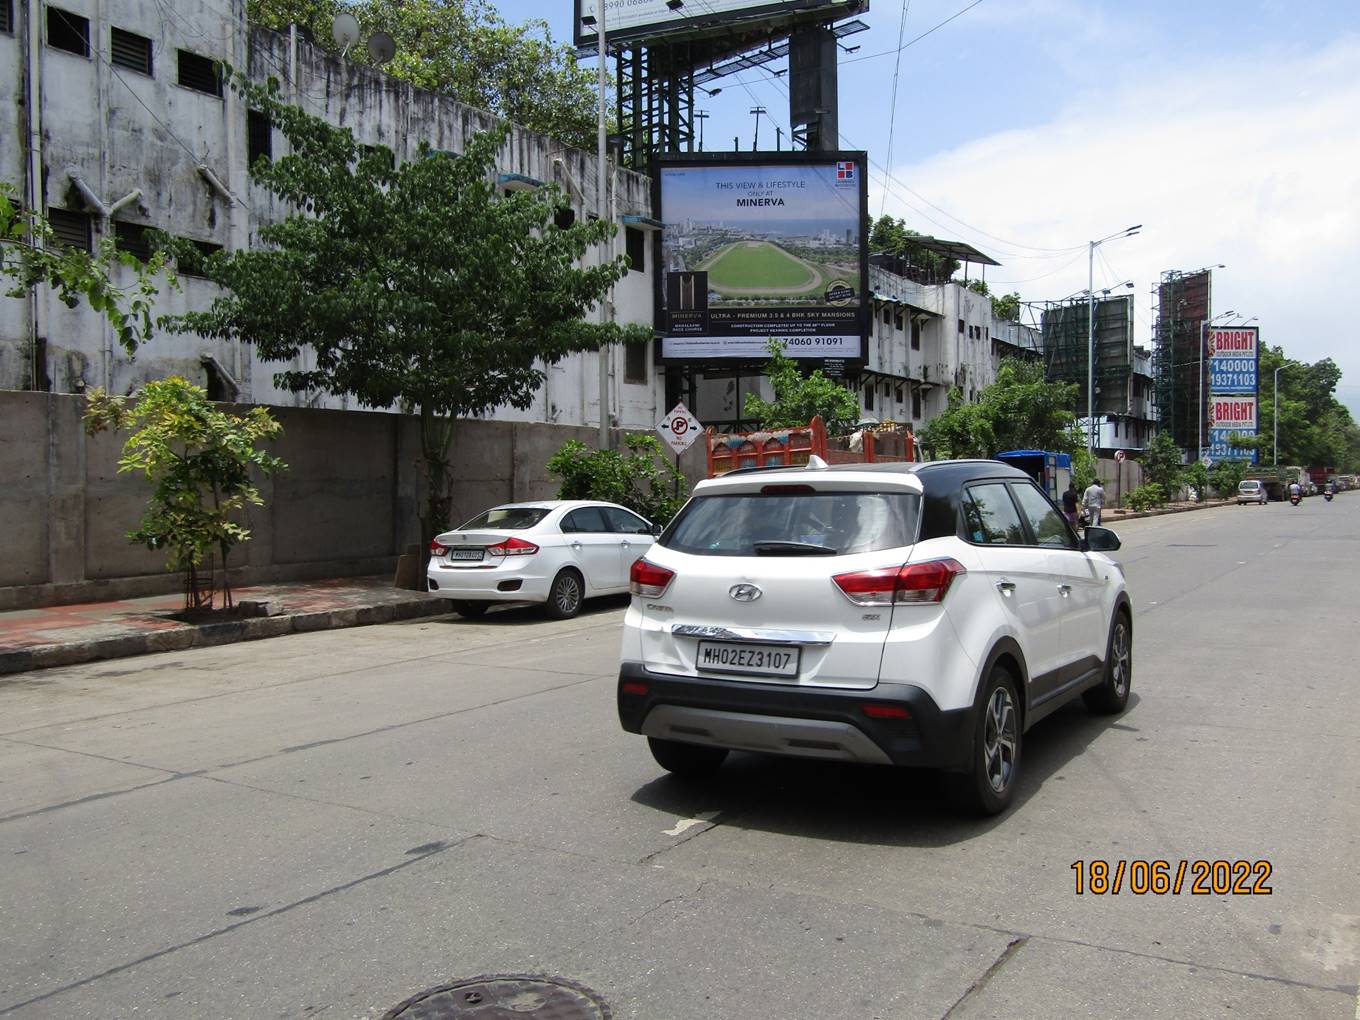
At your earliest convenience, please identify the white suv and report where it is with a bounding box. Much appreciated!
[617,459,1132,815]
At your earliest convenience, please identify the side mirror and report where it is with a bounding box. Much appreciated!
[651,523,663,538]
[1082,526,1121,552]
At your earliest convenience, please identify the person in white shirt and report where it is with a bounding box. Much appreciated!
[1082,480,1106,527]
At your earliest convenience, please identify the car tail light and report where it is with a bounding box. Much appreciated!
[620,680,649,696]
[861,703,910,719]
[629,558,675,597]
[832,558,965,606]
[430,539,450,556]
[486,537,538,557]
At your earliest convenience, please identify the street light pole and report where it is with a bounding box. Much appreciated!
[1273,365,1283,466]
[1086,225,1142,453]
[595,0,610,449]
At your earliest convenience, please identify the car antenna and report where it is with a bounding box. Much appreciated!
[806,455,828,469]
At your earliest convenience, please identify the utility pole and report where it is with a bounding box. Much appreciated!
[594,0,610,449]
[750,106,766,150]
[695,110,709,151]
[775,125,783,150]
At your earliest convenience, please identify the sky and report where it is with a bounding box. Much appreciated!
[495,0,1360,415]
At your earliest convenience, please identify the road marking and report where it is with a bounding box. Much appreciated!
[663,811,720,836]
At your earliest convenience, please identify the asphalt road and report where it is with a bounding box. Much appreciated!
[2,497,1358,1019]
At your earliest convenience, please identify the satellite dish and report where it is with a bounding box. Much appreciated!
[367,31,396,65]
[331,12,361,49]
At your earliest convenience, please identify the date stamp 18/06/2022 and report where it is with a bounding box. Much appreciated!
[1072,859,1273,896]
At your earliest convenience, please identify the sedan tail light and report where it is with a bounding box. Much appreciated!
[430,539,450,556]
[629,558,675,597]
[833,558,965,606]
[486,537,539,557]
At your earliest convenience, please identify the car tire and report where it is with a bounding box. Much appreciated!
[450,600,489,618]
[1084,611,1132,715]
[648,737,728,777]
[951,665,1022,816]
[544,568,584,620]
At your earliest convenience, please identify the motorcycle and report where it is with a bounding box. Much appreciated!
[1324,491,1334,502]
[1289,491,1302,506]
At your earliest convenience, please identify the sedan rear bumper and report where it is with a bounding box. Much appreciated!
[618,661,973,770]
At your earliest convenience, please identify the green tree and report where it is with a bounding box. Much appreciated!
[247,0,598,148]
[163,76,648,547]
[991,292,1022,321]
[1140,430,1184,494]
[869,215,961,281]
[1,183,172,357]
[919,359,1080,458]
[82,378,286,610]
[1208,457,1250,497]
[547,434,685,525]
[742,339,861,435]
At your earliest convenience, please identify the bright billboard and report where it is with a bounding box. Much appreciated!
[657,153,868,363]
[574,0,862,47]
[1208,326,1259,395]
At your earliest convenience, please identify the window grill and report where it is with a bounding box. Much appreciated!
[47,6,89,56]
[110,27,152,75]
[113,221,153,262]
[1,0,14,35]
[177,49,222,96]
[177,238,223,278]
[47,208,92,252]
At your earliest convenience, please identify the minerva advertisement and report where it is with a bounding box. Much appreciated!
[658,154,869,362]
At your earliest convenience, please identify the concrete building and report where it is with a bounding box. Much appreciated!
[1078,344,1158,453]
[1,0,662,427]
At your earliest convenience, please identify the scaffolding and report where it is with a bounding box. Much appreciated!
[1152,269,1210,452]
[1039,296,1134,417]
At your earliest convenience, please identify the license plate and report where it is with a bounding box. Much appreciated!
[449,548,483,561]
[696,641,800,679]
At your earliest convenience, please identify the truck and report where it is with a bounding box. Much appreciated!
[994,450,1073,504]
[705,416,916,477]
[1243,467,1288,502]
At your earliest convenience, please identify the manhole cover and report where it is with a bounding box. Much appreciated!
[382,975,611,1019]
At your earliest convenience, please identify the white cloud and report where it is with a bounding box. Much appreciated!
[873,34,1360,413]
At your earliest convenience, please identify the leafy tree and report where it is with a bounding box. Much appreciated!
[163,77,648,548]
[547,434,685,525]
[247,0,598,148]
[1,183,172,357]
[743,339,861,435]
[991,292,1022,321]
[919,358,1079,458]
[1140,430,1184,494]
[82,378,286,610]
[967,279,989,297]
[1208,457,1250,497]
[869,215,961,281]
[1182,460,1209,501]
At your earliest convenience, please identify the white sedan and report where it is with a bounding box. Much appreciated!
[427,501,656,619]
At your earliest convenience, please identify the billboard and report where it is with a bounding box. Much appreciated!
[574,0,862,47]
[1207,326,1258,395]
[657,152,868,363]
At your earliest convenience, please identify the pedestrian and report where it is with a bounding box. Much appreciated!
[1082,477,1106,528]
[1061,482,1079,527]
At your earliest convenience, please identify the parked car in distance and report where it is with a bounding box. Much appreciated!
[428,501,655,619]
[617,458,1132,816]
[1237,479,1268,505]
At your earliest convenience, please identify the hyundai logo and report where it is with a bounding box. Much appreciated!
[729,583,762,602]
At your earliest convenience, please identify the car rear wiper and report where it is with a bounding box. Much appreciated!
[752,541,839,556]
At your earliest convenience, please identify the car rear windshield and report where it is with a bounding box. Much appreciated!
[458,507,550,530]
[661,490,920,557]
[1238,481,1259,490]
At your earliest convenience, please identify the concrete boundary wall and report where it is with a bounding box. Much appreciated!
[0,392,707,611]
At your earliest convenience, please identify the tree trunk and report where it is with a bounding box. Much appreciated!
[417,404,457,553]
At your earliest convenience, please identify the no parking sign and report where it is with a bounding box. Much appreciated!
[657,402,703,455]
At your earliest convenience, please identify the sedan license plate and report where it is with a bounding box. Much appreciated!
[449,548,483,561]
[696,641,800,679]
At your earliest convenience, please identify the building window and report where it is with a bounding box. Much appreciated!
[882,307,891,325]
[911,319,921,351]
[247,110,272,165]
[176,238,223,278]
[912,389,922,419]
[47,208,92,252]
[113,221,153,262]
[625,226,645,273]
[177,49,222,96]
[893,312,904,331]
[957,318,965,334]
[553,205,575,230]
[47,6,89,56]
[863,383,874,411]
[624,340,648,384]
[1,0,14,34]
[110,27,152,75]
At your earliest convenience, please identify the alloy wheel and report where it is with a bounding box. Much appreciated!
[1111,620,1131,698]
[554,574,582,615]
[983,685,1018,794]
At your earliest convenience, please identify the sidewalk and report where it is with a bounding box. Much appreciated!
[0,576,450,677]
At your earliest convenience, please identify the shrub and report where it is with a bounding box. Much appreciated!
[547,434,686,525]
[1125,483,1166,512]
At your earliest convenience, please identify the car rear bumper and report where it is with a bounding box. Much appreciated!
[426,566,553,603]
[617,661,973,770]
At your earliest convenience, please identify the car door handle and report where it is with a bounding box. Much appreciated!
[571,541,583,551]
[995,580,1016,596]
[1058,584,1072,597]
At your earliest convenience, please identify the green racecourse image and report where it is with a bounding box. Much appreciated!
[697,239,847,299]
